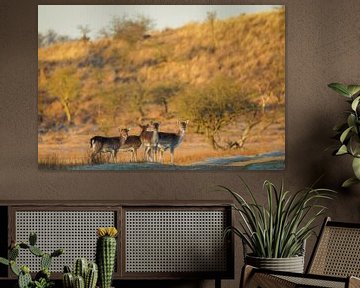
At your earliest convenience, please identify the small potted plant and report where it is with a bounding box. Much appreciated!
[328,82,360,187]
[221,179,334,273]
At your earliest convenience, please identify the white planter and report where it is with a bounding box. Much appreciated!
[245,254,305,273]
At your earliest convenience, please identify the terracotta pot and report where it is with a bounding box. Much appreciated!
[245,254,304,273]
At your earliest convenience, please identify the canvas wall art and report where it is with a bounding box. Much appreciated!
[38,5,285,170]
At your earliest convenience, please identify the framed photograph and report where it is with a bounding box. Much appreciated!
[38,5,285,170]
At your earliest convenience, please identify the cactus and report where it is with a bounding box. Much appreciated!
[19,243,30,249]
[10,260,20,276]
[29,232,37,246]
[96,227,118,288]
[18,270,32,288]
[74,275,85,288]
[35,268,50,281]
[63,272,74,288]
[0,232,64,288]
[41,253,52,270]
[9,246,19,260]
[63,260,98,288]
[85,263,98,288]
[51,248,64,257]
[29,245,44,257]
[74,258,88,279]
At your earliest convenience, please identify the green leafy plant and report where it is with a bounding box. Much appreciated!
[0,232,63,288]
[221,179,334,258]
[328,83,360,187]
[33,278,54,288]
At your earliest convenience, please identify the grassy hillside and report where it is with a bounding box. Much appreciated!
[38,8,285,167]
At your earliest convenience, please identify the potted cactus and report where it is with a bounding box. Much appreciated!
[0,232,64,288]
[62,258,98,288]
[96,227,118,288]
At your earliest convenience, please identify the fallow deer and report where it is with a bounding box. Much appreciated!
[157,120,189,164]
[139,122,159,162]
[90,129,128,163]
[118,128,142,162]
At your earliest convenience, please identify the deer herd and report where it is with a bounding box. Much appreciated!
[89,120,189,165]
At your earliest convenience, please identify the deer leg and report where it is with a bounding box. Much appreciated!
[148,147,154,162]
[159,149,164,164]
[144,146,149,161]
[152,147,156,162]
[90,145,100,164]
[170,148,175,165]
[113,150,118,163]
[152,145,158,162]
[131,151,134,162]
[155,146,159,162]
[90,152,96,163]
[143,147,147,161]
[134,149,138,162]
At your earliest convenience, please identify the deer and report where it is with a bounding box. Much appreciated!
[157,120,189,164]
[118,128,142,162]
[139,122,159,162]
[89,128,128,163]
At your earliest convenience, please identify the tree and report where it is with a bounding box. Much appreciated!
[148,81,182,115]
[47,67,81,124]
[78,25,91,42]
[178,77,258,150]
[119,78,148,119]
[44,30,58,46]
[38,33,45,47]
[206,11,217,53]
[39,30,70,47]
[109,15,154,44]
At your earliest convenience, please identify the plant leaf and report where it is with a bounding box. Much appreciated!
[340,126,353,143]
[336,145,348,155]
[328,83,351,97]
[0,257,9,266]
[347,85,360,97]
[348,135,360,156]
[347,114,356,128]
[342,177,360,187]
[351,96,360,111]
[352,157,360,179]
[333,122,348,132]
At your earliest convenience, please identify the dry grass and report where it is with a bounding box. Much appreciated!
[38,119,284,169]
[38,154,89,170]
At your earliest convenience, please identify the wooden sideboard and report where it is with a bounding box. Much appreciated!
[0,201,234,288]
